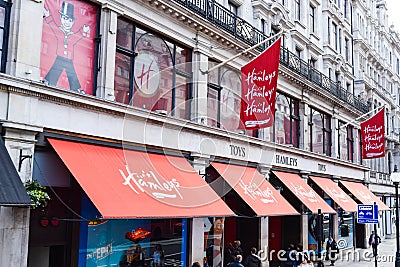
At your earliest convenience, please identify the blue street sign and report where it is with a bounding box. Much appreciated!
[357,204,379,224]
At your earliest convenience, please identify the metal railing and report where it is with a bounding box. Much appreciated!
[173,0,369,113]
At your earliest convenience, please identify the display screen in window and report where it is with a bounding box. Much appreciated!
[80,218,185,267]
[40,0,98,95]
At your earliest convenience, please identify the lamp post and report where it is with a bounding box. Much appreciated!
[390,166,400,267]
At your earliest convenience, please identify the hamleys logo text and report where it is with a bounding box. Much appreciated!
[119,165,183,199]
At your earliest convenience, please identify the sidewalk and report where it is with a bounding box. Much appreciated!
[321,238,397,267]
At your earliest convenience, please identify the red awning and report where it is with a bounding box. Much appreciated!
[210,162,299,216]
[309,176,358,212]
[48,138,235,218]
[340,181,390,211]
[272,171,336,214]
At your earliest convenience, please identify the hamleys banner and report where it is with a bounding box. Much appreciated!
[361,108,385,159]
[240,38,281,129]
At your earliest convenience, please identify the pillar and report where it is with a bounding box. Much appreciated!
[300,171,310,252]
[258,163,272,267]
[0,122,42,267]
[9,0,43,80]
[96,3,123,101]
[189,153,211,265]
[191,39,210,125]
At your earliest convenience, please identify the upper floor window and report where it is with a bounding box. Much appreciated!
[228,1,238,16]
[338,122,354,161]
[207,62,257,137]
[115,18,192,119]
[41,0,99,94]
[344,0,348,18]
[328,17,331,44]
[345,38,350,61]
[309,5,315,33]
[0,0,10,73]
[295,0,301,21]
[333,23,338,50]
[309,108,331,156]
[269,93,299,147]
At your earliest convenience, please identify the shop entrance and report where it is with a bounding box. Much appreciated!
[355,223,366,248]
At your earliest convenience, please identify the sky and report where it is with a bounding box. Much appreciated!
[386,0,400,33]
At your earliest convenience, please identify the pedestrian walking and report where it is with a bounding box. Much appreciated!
[243,247,261,267]
[325,236,338,266]
[369,230,381,257]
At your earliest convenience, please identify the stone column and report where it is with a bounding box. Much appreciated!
[300,171,310,252]
[0,122,42,267]
[258,164,271,267]
[9,0,43,80]
[331,176,340,242]
[331,110,339,159]
[191,41,210,125]
[299,94,309,150]
[96,3,123,101]
[188,153,211,265]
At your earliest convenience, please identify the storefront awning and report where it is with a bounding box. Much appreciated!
[48,138,235,218]
[339,181,390,211]
[210,162,299,216]
[272,171,336,214]
[0,137,31,206]
[309,176,358,212]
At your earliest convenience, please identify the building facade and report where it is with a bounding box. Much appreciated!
[0,0,398,267]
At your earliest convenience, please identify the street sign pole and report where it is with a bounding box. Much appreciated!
[374,202,377,267]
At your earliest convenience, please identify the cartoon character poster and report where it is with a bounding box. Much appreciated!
[41,0,97,94]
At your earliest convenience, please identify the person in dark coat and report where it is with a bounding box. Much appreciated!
[284,244,296,267]
[243,247,261,267]
[325,236,338,266]
[225,243,236,265]
[233,240,243,257]
[228,255,244,267]
[368,231,381,257]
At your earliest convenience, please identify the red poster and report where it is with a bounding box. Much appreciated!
[41,0,97,94]
[361,108,385,159]
[240,38,281,129]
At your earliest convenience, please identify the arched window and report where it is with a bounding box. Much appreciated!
[115,18,192,119]
[207,62,257,137]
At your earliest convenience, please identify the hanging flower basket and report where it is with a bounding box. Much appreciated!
[24,180,50,209]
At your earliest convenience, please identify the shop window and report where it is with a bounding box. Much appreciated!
[270,93,299,147]
[338,210,354,249]
[80,197,187,267]
[115,18,192,120]
[309,108,331,156]
[40,0,100,94]
[207,61,257,137]
[0,0,10,73]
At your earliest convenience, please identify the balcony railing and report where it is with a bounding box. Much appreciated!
[173,0,369,113]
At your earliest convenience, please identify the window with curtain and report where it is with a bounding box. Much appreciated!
[269,93,299,147]
[338,122,353,161]
[309,108,331,156]
[207,62,257,137]
[115,18,192,120]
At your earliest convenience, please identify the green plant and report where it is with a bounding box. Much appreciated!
[24,180,50,209]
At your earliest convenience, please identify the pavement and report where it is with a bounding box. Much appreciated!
[320,237,397,267]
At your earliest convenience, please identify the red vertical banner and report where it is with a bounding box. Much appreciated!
[240,38,281,129]
[361,108,385,159]
[41,0,98,94]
